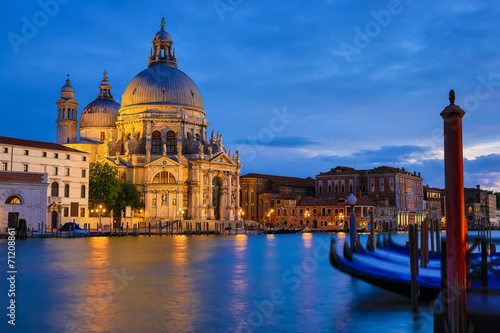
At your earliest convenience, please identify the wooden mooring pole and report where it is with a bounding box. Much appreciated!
[441,90,467,332]
[409,224,418,313]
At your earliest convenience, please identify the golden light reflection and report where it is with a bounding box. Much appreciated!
[77,236,112,332]
[234,234,248,252]
[337,232,346,239]
[266,234,275,240]
[173,235,189,265]
[230,234,249,316]
[302,232,312,248]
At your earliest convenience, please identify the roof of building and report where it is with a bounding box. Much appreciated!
[80,71,120,128]
[0,136,88,154]
[296,195,390,207]
[317,165,422,178]
[0,171,46,183]
[240,173,315,188]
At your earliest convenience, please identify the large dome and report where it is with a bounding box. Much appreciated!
[80,99,120,128]
[121,63,203,110]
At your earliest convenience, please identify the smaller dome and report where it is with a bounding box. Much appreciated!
[154,30,171,41]
[80,99,120,128]
[61,78,74,93]
[100,79,111,87]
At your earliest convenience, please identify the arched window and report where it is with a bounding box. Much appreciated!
[187,132,192,141]
[59,109,62,119]
[72,110,75,119]
[5,195,22,204]
[81,185,86,198]
[322,207,326,217]
[151,131,161,154]
[152,171,176,184]
[64,184,70,198]
[166,131,175,153]
[51,182,59,197]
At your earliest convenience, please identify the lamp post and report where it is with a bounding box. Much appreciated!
[91,205,106,230]
[305,209,310,228]
[238,208,244,221]
[348,193,357,252]
[339,211,344,230]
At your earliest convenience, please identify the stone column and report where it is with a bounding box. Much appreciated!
[208,170,214,219]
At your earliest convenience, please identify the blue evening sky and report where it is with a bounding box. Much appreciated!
[1,0,499,190]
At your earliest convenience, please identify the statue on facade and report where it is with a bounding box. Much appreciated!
[162,193,167,206]
[163,143,167,157]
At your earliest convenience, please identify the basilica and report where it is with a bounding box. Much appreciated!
[59,21,242,223]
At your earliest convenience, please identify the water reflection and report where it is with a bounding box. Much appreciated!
[302,232,312,248]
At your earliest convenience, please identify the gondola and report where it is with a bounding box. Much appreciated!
[329,238,500,301]
[329,238,440,300]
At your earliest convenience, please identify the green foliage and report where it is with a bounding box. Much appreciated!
[89,161,121,210]
[114,181,144,216]
[89,161,144,217]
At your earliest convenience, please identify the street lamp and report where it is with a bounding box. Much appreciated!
[177,208,184,223]
[91,205,106,230]
[339,211,344,230]
[305,209,310,228]
[348,193,357,252]
[238,208,244,221]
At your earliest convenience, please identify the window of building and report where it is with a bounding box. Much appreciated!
[328,185,332,193]
[54,153,59,158]
[152,131,161,154]
[322,207,326,216]
[389,178,394,191]
[54,167,58,175]
[292,209,295,215]
[2,148,7,153]
[65,168,70,176]
[64,207,69,217]
[300,220,303,225]
[5,195,22,204]
[313,209,317,215]
[380,178,385,192]
[81,185,86,198]
[23,164,28,172]
[277,209,280,215]
[51,182,59,197]
[41,152,47,157]
[370,179,375,192]
[335,208,338,216]
[349,184,353,193]
[82,156,87,162]
[152,171,176,184]
[66,154,70,160]
[1,162,7,170]
[318,181,323,194]
[64,184,70,197]
[101,132,106,141]
[328,209,331,215]
[300,209,303,215]
[244,191,248,203]
[251,191,255,204]
[23,150,29,155]
[167,131,176,153]
[341,184,345,192]
[284,209,287,215]
[276,199,281,205]
[81,169,86,177]
[80,208,85,218]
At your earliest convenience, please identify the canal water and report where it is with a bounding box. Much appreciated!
[1,232,439,332]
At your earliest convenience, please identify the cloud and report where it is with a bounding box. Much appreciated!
[235,136,320,148]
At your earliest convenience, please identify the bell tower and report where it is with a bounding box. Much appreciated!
[56,74,79,144]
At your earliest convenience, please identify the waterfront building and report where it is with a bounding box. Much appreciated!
[464,185,489,229]
[239,173,315,223]
[423,185,443,222]
[272,195,396,230]
[62,21,241,223]
[316,165,425,228]
[0,136,90,229]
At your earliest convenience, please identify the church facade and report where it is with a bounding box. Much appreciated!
[63,22,242,223]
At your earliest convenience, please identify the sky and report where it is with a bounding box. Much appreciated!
[1,0,499,191]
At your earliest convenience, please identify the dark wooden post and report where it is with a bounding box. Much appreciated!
[441,90,467,332]
[409,224,418,313]
[430,218,435,256]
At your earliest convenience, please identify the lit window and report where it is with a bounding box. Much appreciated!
[1,162,7,171]
[152,171,176,184]
[101,132,105,141]
[5,195,22,204]
[80,208,85,218]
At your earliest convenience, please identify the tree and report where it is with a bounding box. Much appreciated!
[89,161,143,217]
[89,161,121,210]
[114,181,143,217]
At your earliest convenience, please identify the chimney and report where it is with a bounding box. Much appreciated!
[476,185,480,190]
